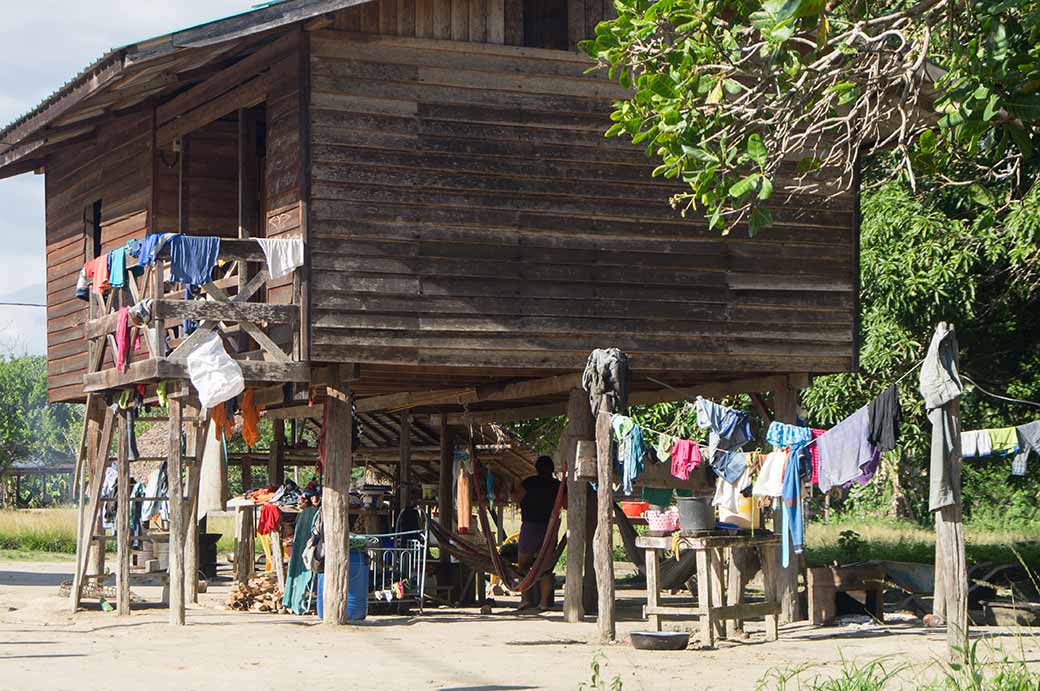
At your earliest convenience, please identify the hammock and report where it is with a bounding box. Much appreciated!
[428,520,567,583]
[470,458,568,593]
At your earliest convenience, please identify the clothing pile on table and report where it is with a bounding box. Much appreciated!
[243,479,311,509]
[962,422,1040,476]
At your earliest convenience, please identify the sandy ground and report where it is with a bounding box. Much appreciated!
[0,560,1037,691]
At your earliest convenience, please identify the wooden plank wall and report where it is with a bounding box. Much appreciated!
[264,55,303,308]
[307,32,857,379]
[330,0,612,48]
[45,110,154,402]
[155,120,240,236]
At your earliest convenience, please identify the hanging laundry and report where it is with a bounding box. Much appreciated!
[128,298,153,326]
[867,384,902,453]
[849,446,881,488]
[115,307,141,372]
[456,466,473,534]
[168,235,220,286]
[655,433,675,463]
[582,348,629,414]
[611,415,645,495]
[257,504,281,534]
[642,487,673,506]
[781,449,803,567]
[752,450,788,497]
[74,266,90,301]
[961,429,992,458]
[611,415,635,440]
[766,421,812,448]
[135,232,178,267]
[255,238,305,279]
[696,396,753,459]
[122,409,140,462]
[670,439,701,480]
[713,467,751,518]
[1013,421,1040,476]
[809,428,825,485]
[108,247,127,288]
[987,427,1019,455]
[919,323,964,513]
[816,406,875,493]
[210,403,235,442]
[85,254,110,294]
[186,330,244,409]
[711,450,748,486]
[241,390,261,449]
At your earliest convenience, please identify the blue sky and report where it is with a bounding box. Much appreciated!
[0,1,253,356]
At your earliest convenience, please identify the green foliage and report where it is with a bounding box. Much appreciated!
[0,355,80,472]
[836,529,866,562]
[579,652,624,691]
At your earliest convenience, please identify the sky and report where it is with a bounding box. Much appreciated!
[0,1,254,357]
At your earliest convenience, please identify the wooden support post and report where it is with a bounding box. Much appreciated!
[583,484,598,614]
[695,548,715,648]
[269,419,285,486]
[593,394,615,643]
[238,107,260,353]
[399,412,411,511]
[644,547,661,632]
[563,388,594,623]
[71,401,103,611]
[116,414,131,616]
[271,529,286,592]
[184,411,208,603]
[322,385,353,624]
[168,397,185,625]
[495,505,506,543]
[726,548,748,638]
[772,383,802,624]
[759,542,780,642]
[710,547,726,639]
[234,506,255,585]
[438,415,454,592]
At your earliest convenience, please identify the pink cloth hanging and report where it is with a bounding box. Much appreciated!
[115,307,141,372]
[810,428,826,486]
[670,439,702,480]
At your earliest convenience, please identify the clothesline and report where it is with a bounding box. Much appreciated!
[962,373,1040,409]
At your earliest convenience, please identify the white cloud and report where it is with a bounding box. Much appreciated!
[0,0,254,357]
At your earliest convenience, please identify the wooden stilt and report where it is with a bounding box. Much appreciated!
[322,384,353,624]
[695,548,715,648]
[269,419,286,486]
[726,548,749,637]
[772,383,802,624]
[71,397,104,611]
[563,388,594,623]
[399,412,411,512]
[593,394,615,643]
[168,397,186,625]
[710,547,726,639]
[72,406,116,610]
[582,484,598,614]
[644,547,661,632]
[438,415,454,594]
[184,411,209,602]
[234,506,255,585]
[116,414,131,616]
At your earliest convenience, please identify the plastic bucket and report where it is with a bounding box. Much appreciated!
[676,495,714,532]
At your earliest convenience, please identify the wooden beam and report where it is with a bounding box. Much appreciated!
[773,383,801,625]
[322,381,354,624]
[355,373,583,413]
[157,74,270,146]
[563,388,594,623]
[399,412,412,511]
[593,394,615,642]
[438,415,454,592]
[116,414,131,616]
[238,105,261,356]
[157,33,297,125]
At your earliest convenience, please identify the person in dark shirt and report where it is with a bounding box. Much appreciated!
[513,455,562,612]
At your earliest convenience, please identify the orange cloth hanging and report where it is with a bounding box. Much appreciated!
[456,467,472,534]
[210,403,234,441]
[84,255,110,295]
[242,390,261,449]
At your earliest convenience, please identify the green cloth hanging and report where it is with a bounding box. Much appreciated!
[641,487,673,506]
[282,507,319,614]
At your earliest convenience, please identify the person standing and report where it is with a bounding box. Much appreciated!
[514,455,562,612]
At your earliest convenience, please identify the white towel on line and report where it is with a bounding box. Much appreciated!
[255,238,305,279]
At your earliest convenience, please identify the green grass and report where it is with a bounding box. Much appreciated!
[0,508,79,554]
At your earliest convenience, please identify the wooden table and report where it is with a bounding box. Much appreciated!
[635,531,782,648]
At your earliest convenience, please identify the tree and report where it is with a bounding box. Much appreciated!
[581,0,1040,235]
[0,355,81,471]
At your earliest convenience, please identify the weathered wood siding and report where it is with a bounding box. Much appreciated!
[156,120,239,236]
[307,31,857,379]
[330,0,610,48]
[45,111,154,402]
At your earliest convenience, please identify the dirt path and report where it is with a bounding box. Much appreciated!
[0,560,1035,690]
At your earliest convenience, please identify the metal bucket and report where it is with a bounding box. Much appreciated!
[676,495,714,532]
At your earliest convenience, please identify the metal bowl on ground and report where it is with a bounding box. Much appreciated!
[630,631,690,651]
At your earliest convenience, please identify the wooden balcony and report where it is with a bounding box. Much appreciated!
[83,238,309,393]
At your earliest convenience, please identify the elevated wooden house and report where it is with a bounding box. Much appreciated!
[0,0,859,628]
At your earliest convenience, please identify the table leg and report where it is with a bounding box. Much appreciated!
[711,547,726,639]
[695,549,715,648]
[759,542,780,642]
[726,547,745,638]
[645,547,661,632]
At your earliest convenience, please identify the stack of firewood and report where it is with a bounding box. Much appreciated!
[226,573,285,613]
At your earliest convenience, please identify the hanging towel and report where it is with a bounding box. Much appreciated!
[711,450,748,485]
[168,235,220,286]
[867,384,902,452]
[987,427,1019,455]
[816,406,874,493]
[655,433,675,463]
[919,323,964,512]
[670,439,701,480]
[135,232,177,266]
[85,255,110,294]
[781,449,803,567]
[241,390,261,449]
[257,504,281,534]
[766,421,812,448]
[1012,421,1040,476]
[108,247,127,288]
[809,428,825,485]
[621,425,646,495]
[752,450,788,497]
[961,429,992,458]
[282,506,319,614]
[255,238,305,279]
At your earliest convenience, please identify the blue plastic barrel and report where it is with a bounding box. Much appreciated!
[316,572,324,619]
[347,550,369,621]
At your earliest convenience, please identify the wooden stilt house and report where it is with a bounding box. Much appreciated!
[0,0,860,627]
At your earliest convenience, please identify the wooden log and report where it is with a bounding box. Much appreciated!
[583,483,598,614]
[593,394,615,643]
[184,412,209,603]
[269,419,286,486]
[772,383,802,624]
[168,397,185,625]
[71,401,103,611]
[563,387,594,623]
[116,414,131,616]
[322,386,354,624]
[399,412,412,511]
